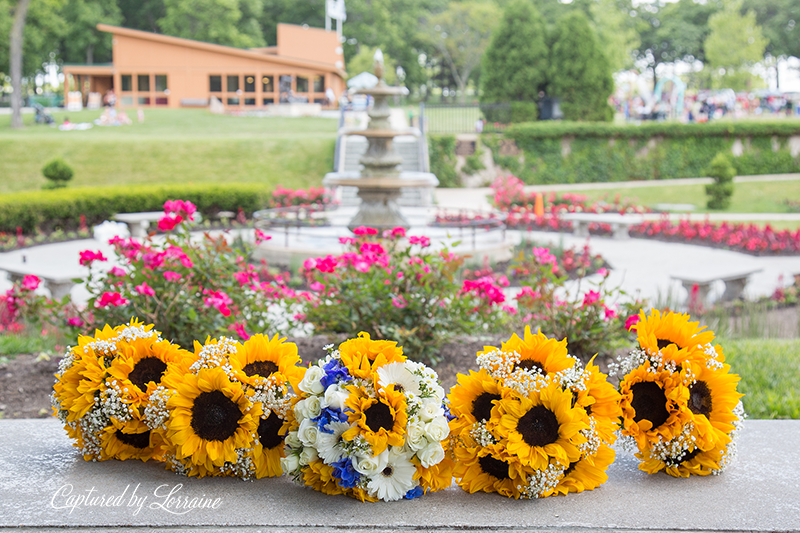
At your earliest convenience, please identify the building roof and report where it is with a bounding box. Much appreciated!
[95,24,346,78]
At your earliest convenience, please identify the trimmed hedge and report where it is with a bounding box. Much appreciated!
[428,135,459,188]
[499,120,800,184]
[0,183,271,234]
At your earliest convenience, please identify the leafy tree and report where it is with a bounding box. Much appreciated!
[346,46,397,85]
[589,0,639,72]
[0,0,13,76]
[742,0,800,60]
[8,0,32,129]
[425,1,499,102]
[118,0,165,33]
[548,10,613,121]
[58,0,121,64]
[259,0,323,46]
[480,0,548,107]
[158,0,265,48]
[704,0,768,90]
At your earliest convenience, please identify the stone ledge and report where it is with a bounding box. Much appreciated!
[1,419,798,532]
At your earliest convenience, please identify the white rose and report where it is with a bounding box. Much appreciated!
[417,441,445,468]
[298,366,326,395]
[353,450,389,477]
[406,421,428,451]
[424,417,449,443]
[294,396,322,421]
[299,446,319,466]
[281,453,300,473]
[285,430,302,449]
[429,384,446,401]
[390,443,415,461]
[298,418,319,447]
[419,400,444,422]
[322,384,350,411]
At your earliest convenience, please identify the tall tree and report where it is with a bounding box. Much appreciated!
[426,1,499,102]
[480,0,548,105]
[259,0,323,45]
[118,0,165,33]
[704,0,768,90]
[549,10,613,121]
[742,0,800,60]
[159,0,265,48]
[9,0,32,128]
[0,0,12,77]
[590,0,639,72]
[58,0,121,64]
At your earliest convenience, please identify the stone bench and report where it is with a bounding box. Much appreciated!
[560,213,644,240]
[0,265,76,299]
[113,212,164,238]
[672,267,763,303]
[0,418,797,531]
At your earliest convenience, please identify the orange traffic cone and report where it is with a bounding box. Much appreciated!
[534,193,544,217]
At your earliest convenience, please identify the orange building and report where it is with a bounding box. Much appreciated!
[62,23,347,109]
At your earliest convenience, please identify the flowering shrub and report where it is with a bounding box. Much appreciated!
[507,240,605,281]
[631,217,800,256]
[291,227,511,365]
[268,186,331,208]
[12,200,309,349]
[511,245,641,361]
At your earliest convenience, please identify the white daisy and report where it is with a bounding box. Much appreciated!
[315,421,350,464]
[376,362,421,396]
[367,454,417,501]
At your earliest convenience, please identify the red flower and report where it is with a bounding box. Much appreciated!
[95,291,129,308]
[21,275,40,291]
[79,250,108,266]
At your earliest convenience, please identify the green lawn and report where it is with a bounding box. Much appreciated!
[724,338,800,419]
[0,108,337,193]
[563,179,800,216]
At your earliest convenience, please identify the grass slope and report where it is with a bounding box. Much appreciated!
[0,109,337,193]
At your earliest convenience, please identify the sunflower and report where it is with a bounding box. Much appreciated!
[618,365,693,451]
[164,366,261,475]
[302,459,345,495]
[447,369,505,437]
[634,309,715,357]
[552,444,616,495]
[684,345,743,438]
[481,326,575,377]
[453,443,527,498]
[99,416,165,462]
[496,381,589,470]
[53,350,107,422]
[342,385,407,455]
[571,357,622,443]
[337,332,405,380]
[251,410,287,478]
[414,442,455,494]
[229,333,305,391]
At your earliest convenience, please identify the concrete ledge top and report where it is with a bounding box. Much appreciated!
[0,419,798,532]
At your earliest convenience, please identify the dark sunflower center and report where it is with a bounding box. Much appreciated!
[128,357,167,392]
[517,405,560,448]
[472,392,500,422]
[381,466,393,477]
[258,411,284,449]
[243,360,279,378]
[365,401,394,432]
[689,381,712,418]
[630,381,669,429]
[657,338,682,350]
[393,383,404,393]
[114,429,150,449]
[514,359,546,374]
[563,460,579,477]
[478,455,511,480]
[679,448,701,464]
[191,390,243,442]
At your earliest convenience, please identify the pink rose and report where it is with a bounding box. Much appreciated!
[135,282,156,296]
[21,275,40,291]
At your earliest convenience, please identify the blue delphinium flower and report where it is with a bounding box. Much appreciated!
[404,486,424,499]
[313,406,349,433]
[331,457,361,489]
[321,358,352,389]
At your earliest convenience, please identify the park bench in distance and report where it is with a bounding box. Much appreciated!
[1,264,76,299]
[560,212,645,240]
[671,267,763,304]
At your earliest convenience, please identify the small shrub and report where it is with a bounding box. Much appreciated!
[429,135,459,188]
[705,152,736,210]
[42,158,74,189]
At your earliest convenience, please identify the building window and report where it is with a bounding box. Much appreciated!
[155,75,168,92]
[245,98,256,106]
[227,97,240,105]
[245,75,255,93]
[137,75,150,92]
[121,96,133,106]
[313,76,325,92]
[227,75,239,92]
[296,76,309,93]
[209,75,222,92]
[121,75,132,92]
[155,97,168,106]
[262,76,274,92]
[263,97,274,105]
[138,96,151,105]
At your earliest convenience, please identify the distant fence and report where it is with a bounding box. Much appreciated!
[421,103,511,134]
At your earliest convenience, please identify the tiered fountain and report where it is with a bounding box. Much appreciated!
[322,50,438,231]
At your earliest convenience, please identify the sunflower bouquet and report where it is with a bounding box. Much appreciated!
[281,332,454,502]
[52,319,189,462]
[612,309,744,477]
[448,326,621,499]
[147,333,305,479]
